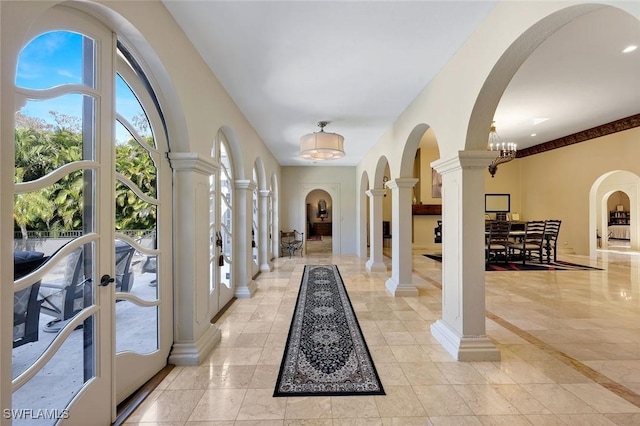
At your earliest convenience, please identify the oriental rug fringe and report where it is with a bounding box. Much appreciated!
[274,265,385,397]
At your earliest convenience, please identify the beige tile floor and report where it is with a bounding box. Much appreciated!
[125,248,640,425]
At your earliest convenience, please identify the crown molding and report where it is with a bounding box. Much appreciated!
[517,113,640,158]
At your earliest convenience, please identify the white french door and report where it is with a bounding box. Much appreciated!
[112,46,172,406]
[210,132,235,314]
[9,5,171,425]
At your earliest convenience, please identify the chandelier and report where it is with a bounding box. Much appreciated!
[487,122,516,177]
[299,121,345,160]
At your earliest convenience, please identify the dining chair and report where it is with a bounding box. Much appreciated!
[485,221,511,263]
[507,220,547,264]
[544,219,562,263]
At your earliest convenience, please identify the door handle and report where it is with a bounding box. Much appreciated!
[99,274,115,286]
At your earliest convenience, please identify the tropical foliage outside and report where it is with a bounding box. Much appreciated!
[14,111,157,240]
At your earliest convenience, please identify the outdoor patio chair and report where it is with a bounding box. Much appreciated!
[141,255,157,286]
[39,246,87,332]
[39,241,137,332]
[115,240,136,292]
[13,251,47,348]
[140,237,157,286]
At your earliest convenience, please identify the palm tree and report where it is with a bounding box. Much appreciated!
[14,190,54,250]
[14,112,83,236]
[115,138,157,231]
[14,110,158,236]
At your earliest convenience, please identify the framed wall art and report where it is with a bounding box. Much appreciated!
[431,168,442,198]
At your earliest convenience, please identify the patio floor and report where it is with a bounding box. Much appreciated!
[12,256,158,426]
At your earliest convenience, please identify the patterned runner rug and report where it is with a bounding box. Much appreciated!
[274,264,385,397]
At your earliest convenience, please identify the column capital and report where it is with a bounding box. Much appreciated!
[235,179,256,191]
[168,152,218,175]
[385,177,418,190]
[366,188,387,198]
[431,150,496,175]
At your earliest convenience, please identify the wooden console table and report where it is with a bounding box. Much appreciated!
[313,222,332,236]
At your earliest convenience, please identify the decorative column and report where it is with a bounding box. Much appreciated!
[365,188,387,272]
[234,180,258,298]
[259,189,272,272]
[430,151,501,361]
[385,178,418,297]
[271,192,280,259]
[167,153,221,365]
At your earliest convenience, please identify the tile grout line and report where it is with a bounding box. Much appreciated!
[486,311,640,408]
[413,269,640,409]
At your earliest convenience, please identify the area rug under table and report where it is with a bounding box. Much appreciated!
[274,264,385,397]
[423,254,603,271]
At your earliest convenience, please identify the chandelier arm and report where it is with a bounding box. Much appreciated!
[486,122,516,177]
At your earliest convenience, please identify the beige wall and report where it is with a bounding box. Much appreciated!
[518,126,640,255]
[382,164,392,221]
[484,160,521,218]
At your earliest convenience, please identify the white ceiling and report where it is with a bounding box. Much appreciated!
[162,2,640,166]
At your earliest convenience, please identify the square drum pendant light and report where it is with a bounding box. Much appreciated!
[299,121,345,160]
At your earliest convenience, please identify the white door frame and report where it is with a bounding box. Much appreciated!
[298,183,341,255]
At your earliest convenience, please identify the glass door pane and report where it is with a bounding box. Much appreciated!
[113,76,160,355]
[219,140,233,292]
[113,46,171,405]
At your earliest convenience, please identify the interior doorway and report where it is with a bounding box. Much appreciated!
[590,170,640,256]
[606,191,631,249]
[305,189,333,254]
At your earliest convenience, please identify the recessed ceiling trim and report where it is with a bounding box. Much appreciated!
[517,113,640,158]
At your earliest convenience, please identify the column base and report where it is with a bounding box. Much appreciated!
[168,324,221,366]
[385,277,418,297]
[260,261,272,273]
[366,259,387,272]
[431,319,501,362]
[235,279,257,299]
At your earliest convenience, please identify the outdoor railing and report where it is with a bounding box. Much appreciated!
[14,229,156,240]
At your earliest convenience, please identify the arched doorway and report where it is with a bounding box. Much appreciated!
[589,170,640,256]
[606,191,631,248]
[305,189,333,254]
